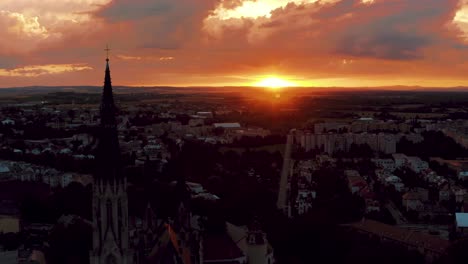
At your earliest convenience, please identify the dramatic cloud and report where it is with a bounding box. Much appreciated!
[0,64,93,77]
[1,0,468,87]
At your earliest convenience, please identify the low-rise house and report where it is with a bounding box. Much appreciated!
[407,156,429,173]
[295,190,315,216]
[372,159,396,172]
[454,188,467,203]
[402,192,424,211]
[384,175,405,192]
[455,213,468,236]
[458,171,468,181]
[345,170,368,194]
[225,222,275,264]
[1,119,15,126]
[392,153,408,168]
[439,185,452,202]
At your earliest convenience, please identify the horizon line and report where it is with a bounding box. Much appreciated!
[2,84,468,90]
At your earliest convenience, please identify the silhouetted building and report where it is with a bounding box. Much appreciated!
[90,56,133,264]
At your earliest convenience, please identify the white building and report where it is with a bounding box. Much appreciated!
[392,153,408,168]
[455,213,468,235]
[295,190,315,216]
[407,156,429,173]
[297,131,397,154]
[226,223,275,264]
[1,119,15,125]
[372,159,396,172]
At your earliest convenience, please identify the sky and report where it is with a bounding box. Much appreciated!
[1,0,468,88]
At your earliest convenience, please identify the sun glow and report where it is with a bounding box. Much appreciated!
[255,76,295,89]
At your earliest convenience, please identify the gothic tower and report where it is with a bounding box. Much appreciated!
[90,55,133,264]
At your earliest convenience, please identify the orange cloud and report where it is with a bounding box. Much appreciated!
[117,55,143,61]
[0,64,93,77]
[1,0,468,87]
[116,55,175,61]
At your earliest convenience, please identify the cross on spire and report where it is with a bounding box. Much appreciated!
[105,45,111,61]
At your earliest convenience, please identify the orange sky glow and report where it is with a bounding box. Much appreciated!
[1,0,468,88]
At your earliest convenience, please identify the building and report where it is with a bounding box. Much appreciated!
[392,153,408,169]
[296,130,396,155]
[295,190,315,216]
[455,213,468,236]
[459,171,468,181]
[196,112,213,118]
[213,123,241,129]
[372,159,396,172]
[234,127,271,139]
[0,200,20,233]
[347,220,449,263]
[406,157,429,173]
[345,170,368,195]
[89,56,133,264]
[88,56,202,264]
[402,192,424,212]
[224,222,275,264]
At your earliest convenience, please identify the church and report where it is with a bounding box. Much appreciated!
[89,54,200,264]
[88,53,274,264]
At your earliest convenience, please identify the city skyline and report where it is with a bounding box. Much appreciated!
[2,0,468,88]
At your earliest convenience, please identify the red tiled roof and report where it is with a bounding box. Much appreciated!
[402,192,420,200]
[348,220,449,254]
[203,233,245,261]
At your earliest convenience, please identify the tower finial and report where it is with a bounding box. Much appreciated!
[105,44,111,62]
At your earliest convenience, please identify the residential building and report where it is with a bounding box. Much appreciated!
[455,213,468,236]
[402,192,424,211]
[392,153,408,168]
[407,157,429,173]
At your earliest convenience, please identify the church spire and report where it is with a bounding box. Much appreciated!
[90,48,132,264]
[95,48,121,180]
[101,45,116,127]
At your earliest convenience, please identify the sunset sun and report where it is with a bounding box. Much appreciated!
[256,77,295,89]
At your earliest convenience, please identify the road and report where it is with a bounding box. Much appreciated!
[385,201,408,225]
[277,133,293,213]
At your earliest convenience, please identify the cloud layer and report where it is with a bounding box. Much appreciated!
[1,0,468,87]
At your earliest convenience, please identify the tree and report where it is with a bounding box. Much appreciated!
[440,238,468,264]
[67,109,75,121]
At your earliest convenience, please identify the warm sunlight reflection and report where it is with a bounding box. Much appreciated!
[255,77,295,89]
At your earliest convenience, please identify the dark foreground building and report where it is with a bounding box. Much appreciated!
[89,56,133,264]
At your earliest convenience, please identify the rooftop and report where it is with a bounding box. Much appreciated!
[348,220,449,254]
[456,213,468,228]
[213,123,241,129]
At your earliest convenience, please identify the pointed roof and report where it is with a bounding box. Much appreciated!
[95,57,122,180]
[101,59,116,127]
